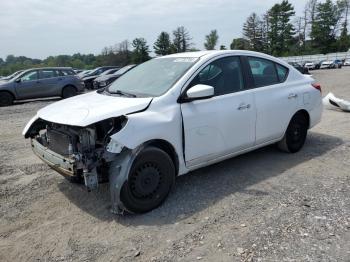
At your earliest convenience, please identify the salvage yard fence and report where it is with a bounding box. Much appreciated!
[279,51,350,63]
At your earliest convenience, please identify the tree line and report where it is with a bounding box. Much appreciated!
[1,0,350,76]
[234,0,350,56]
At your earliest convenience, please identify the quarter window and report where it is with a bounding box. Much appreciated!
[247,57,279,87]
[276,64,288,82]
[189,56,244,96]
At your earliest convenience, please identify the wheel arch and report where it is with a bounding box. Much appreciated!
[141,139,180,176]
[0,90,16,100]
[293,109,310,129]
[61,84,77,95]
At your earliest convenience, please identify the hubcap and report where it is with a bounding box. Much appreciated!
[130,162,161,199]
[292,125,301,142]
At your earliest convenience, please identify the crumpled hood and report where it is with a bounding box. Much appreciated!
[36,91,152,126]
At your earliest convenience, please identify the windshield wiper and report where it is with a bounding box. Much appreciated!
[108,89,136,98]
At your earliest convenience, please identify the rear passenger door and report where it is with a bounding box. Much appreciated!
[38,69,61,97]
[181,56,256,167]
[245,56,297,144]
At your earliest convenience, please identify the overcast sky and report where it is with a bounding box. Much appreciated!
[0,0,306,60]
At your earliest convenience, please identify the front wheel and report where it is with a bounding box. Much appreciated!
[0,92,14,107]
[278,113,308,153]
[120,147,175,213]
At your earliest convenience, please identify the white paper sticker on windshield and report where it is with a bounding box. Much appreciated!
[174,58,197,63]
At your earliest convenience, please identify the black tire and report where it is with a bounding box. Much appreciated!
[0,92,14,107]
[278,113,308,153]
[120,147,175,213]
[62,86,77,99]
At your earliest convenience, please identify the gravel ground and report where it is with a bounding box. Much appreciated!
[0,68,349,262]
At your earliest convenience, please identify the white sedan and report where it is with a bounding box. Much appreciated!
[23,50,323,214]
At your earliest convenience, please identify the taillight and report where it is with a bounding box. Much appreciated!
[312,83,322,93]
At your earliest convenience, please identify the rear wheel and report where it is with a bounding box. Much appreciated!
[0,92,14,107]
[62,86,77,99]
[278,113,308,153]
[120,147,175,213]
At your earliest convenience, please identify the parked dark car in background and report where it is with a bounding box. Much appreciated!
[93,64,136,89]
[333,59,342,69]
[81,66,120,89]
[315,60,325,70]
[288,62,309,74]
[0,67,84,106]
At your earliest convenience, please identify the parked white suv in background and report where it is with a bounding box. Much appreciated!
[320,60,334,69]
[304,61,316,70]
[23,50,323,214]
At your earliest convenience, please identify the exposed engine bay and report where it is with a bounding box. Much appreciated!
[27,116,128,191]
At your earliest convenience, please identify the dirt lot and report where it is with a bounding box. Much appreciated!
[0,68,350,262]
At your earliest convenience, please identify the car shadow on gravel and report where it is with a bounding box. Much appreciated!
[58,131,343,225]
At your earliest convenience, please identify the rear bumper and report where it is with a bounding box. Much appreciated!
[31,138,76,177]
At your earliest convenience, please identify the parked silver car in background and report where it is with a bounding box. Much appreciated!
[0,67,84,106]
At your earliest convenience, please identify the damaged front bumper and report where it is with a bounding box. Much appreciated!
[31,138,76,177]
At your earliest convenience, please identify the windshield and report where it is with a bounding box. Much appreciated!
[114,65,135,75]
[2,70,23,81]
[108,57,197,97]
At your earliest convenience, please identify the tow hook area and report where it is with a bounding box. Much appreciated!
[83,168,98,191]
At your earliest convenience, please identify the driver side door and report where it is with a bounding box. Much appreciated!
[180,56,256,167]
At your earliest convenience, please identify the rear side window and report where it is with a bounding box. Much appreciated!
[58,69,74,76]
[40,70,57,79]
[276,64,288,82]
[247,57,279,87]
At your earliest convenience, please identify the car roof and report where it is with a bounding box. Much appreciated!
[159,50,290,67]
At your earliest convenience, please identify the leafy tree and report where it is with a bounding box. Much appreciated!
[268,0,295,56]
[220,45,227,50]
[311,0,341,53]
[337,0,350,51]
[154,32,172,56]
[204,30,219,50]
[131,38,151,63]
[243,13,263,51]
[230,38,250,50]
[172,26,192,53]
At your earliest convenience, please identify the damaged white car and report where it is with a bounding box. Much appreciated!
[23,50,323,214]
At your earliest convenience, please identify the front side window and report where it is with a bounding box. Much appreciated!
[108,57,197,97]
[189,56,244,96]
[21,71,38,82]
[40,70,56,79]
[248,57,279,87]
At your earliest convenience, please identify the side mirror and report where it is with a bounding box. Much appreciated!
[184,84,214,102]
[15,78,21,83]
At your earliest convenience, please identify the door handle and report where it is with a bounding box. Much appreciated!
[288,93,298,99]
[238,103,251,110]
